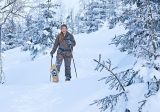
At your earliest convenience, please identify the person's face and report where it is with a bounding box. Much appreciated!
[61,26,67,34]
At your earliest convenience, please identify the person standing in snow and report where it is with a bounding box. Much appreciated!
[50,24,76,81]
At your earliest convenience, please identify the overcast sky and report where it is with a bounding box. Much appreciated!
[62,0,80,12]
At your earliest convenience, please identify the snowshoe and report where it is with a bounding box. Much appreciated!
[50,64,59,83]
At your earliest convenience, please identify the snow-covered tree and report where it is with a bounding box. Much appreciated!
[93,0,160,111]
[66,9,75,33]
[92,55,143,112]
[77,0,107,33]
[105,0,121,29]
[111,0,160,62]
[0,0,25,84]
[1,18,23,51]
[110,1,160,95]
[22,0,63,60]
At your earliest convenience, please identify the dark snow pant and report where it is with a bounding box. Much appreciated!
[56,52,72,79]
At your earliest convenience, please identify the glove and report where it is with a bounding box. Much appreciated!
[67,40,72,46]
[67,40,72,48]
[50,51,54,58]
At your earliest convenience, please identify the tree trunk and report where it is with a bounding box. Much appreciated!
[0,25,3,84]
[0,25,5,84]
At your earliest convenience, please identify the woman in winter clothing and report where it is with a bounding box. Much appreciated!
[50,24,76,81]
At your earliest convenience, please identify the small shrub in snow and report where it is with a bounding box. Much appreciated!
[92,54,143,112]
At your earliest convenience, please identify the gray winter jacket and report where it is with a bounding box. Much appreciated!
[51,32,76,57]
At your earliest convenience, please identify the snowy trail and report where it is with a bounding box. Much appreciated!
[0,26,135,112]
[0,77,107,112]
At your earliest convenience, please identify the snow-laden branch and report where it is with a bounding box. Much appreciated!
[0,0,17,10]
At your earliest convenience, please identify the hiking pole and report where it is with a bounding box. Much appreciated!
[70,45,78,78]
[72,54,78,78]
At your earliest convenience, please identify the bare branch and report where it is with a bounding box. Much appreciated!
[138,100,147,112]
[94,58,126,91]
[1,0,17,10]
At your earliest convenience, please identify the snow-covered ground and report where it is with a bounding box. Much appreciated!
[0,25,159,112]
